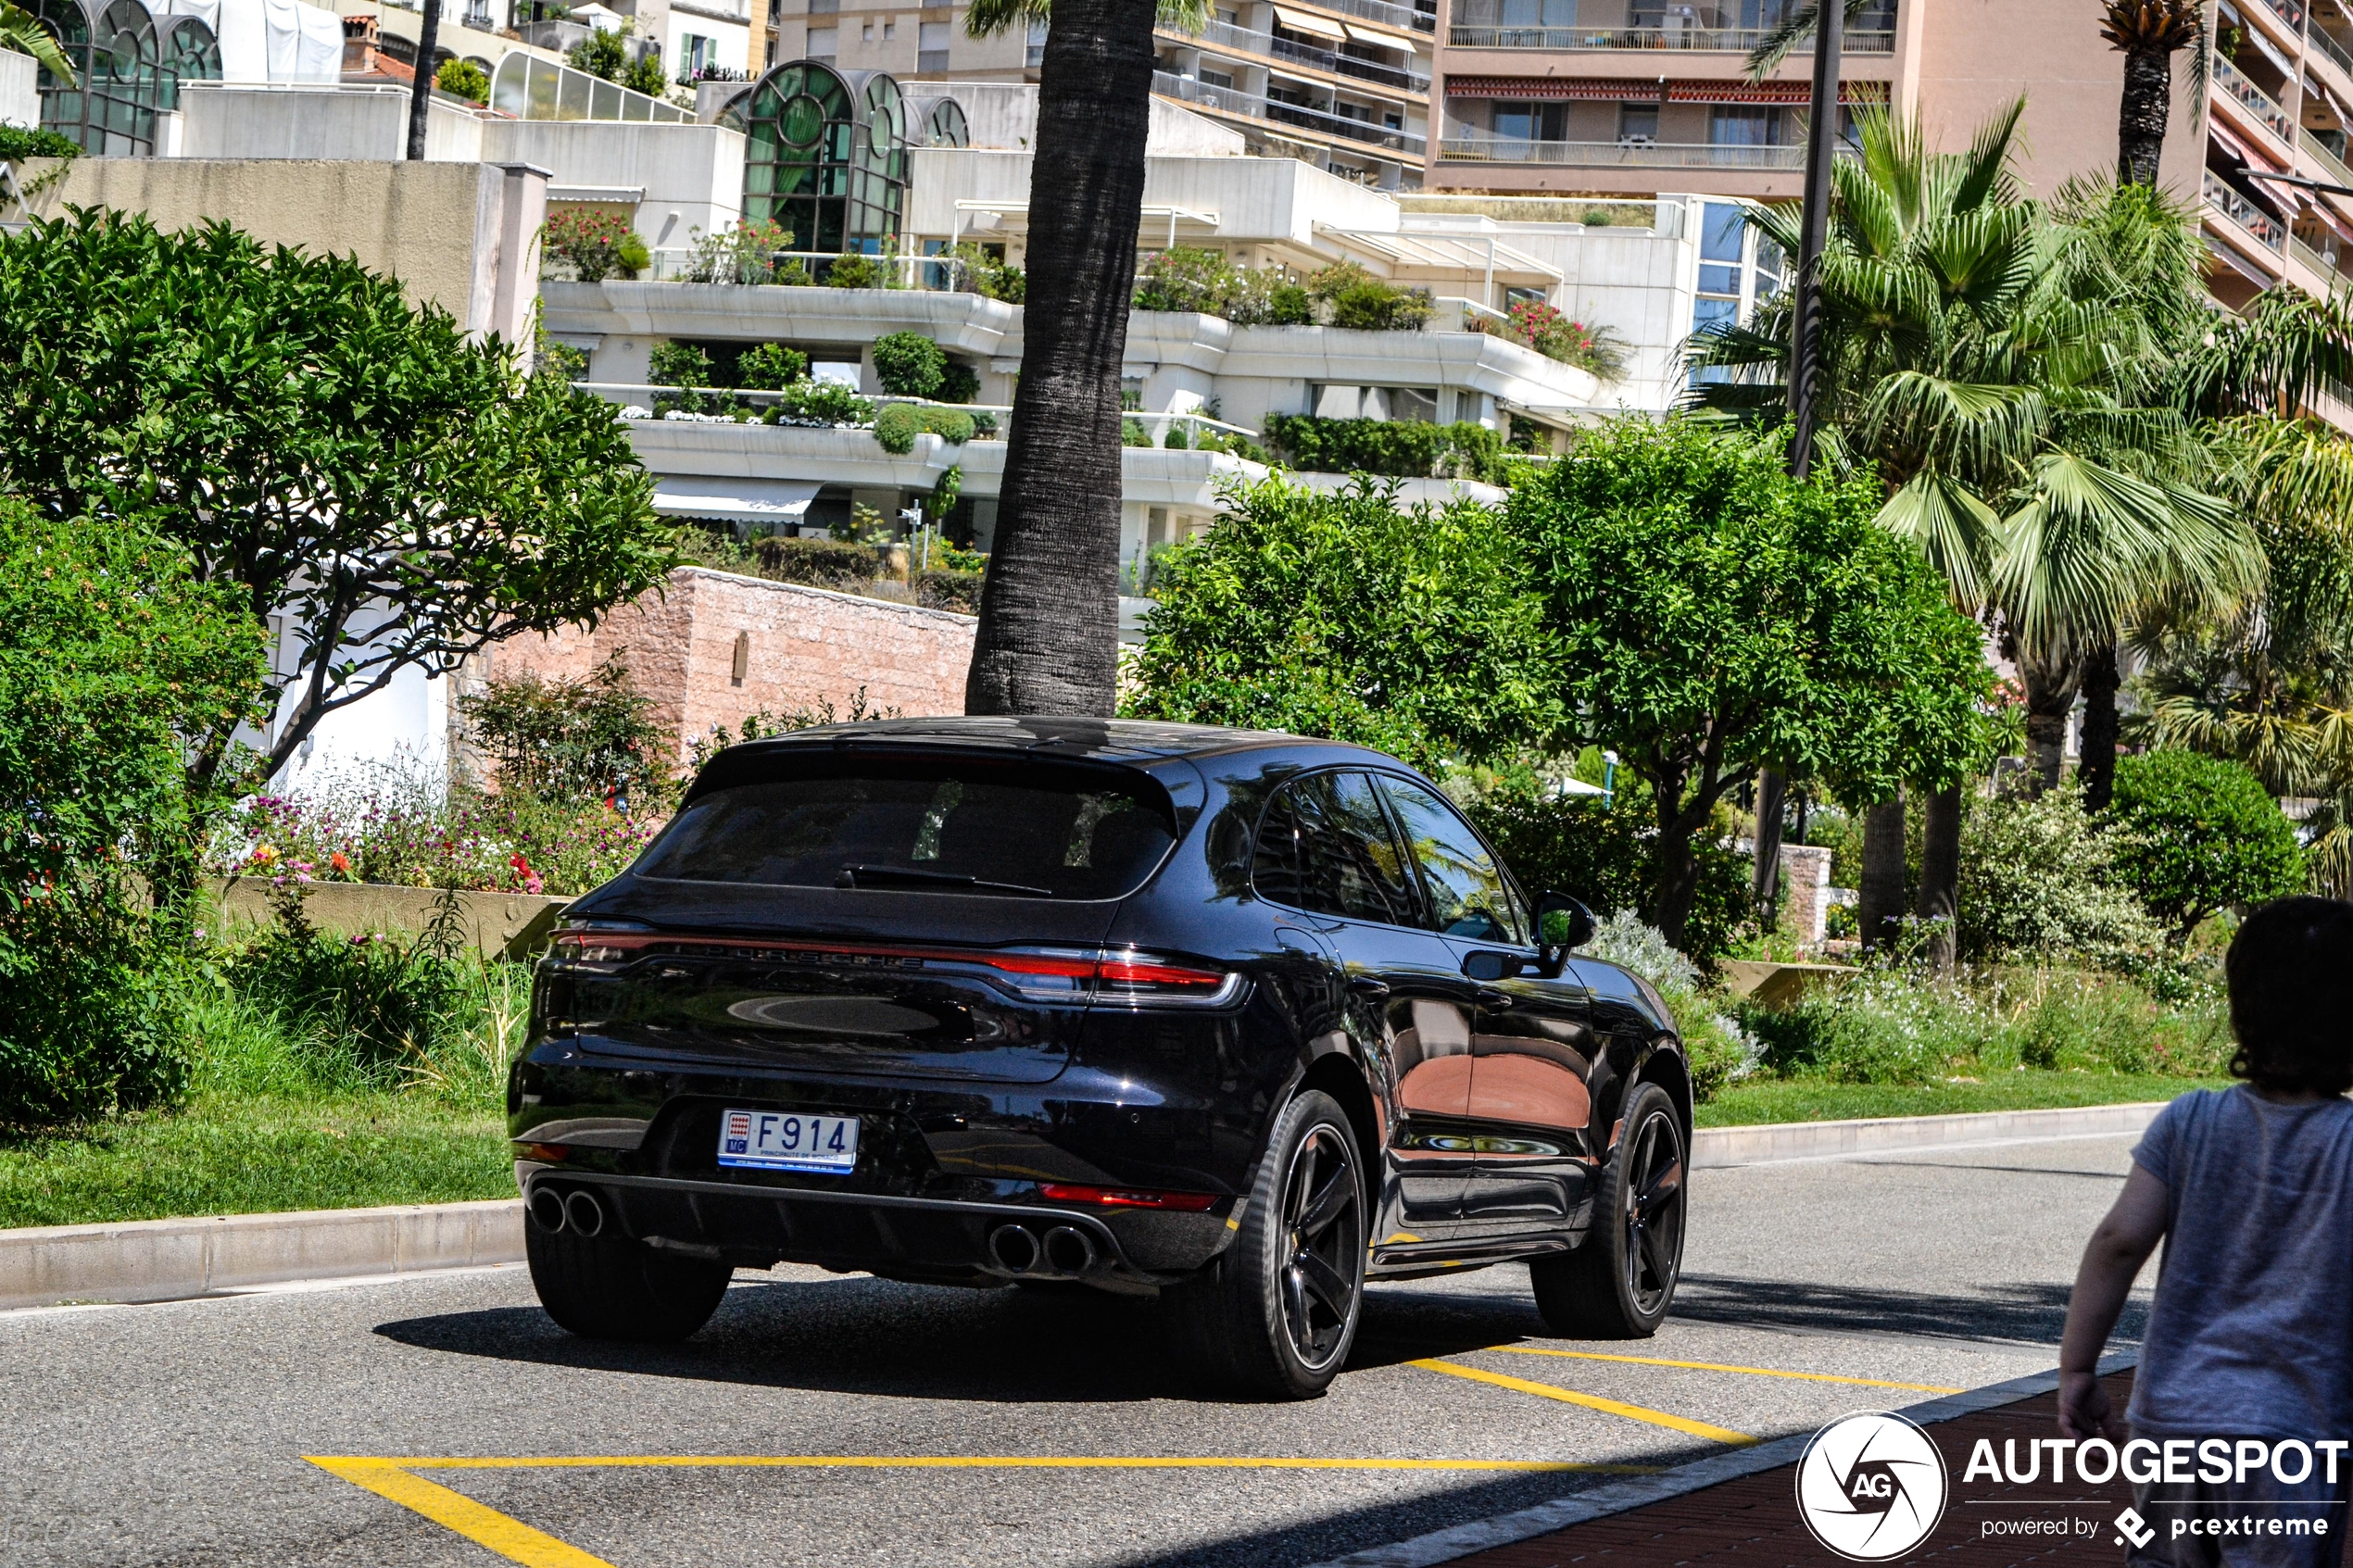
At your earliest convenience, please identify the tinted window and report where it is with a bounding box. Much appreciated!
[1252,771,1420,925]
[637,759,1176,899]
[1378,778,1529,945]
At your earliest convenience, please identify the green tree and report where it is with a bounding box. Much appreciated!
[0,501,270,1118]
[961,0,1206,716]
[0,210,673,912]
[567,25,628,79]
[1125,475,1559,773]
[435,56,490,102]
[736,342,810,390]
[1955,787,2160,964]
[1509,420,1989,949]
[871,331,948,398]
[2104,750,2304,943]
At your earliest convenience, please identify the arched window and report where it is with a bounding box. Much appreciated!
[725,60,909,257]
[920,96,966,148]
[31,0,215,155]
[157,16,221,113]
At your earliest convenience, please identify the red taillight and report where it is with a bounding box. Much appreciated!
[1039,1183,1219,1211]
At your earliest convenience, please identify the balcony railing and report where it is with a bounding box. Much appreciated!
[2206,169,2286,251]
[1152,70,1426,154]
[2214,54,2294,144]
[1269,33,1430,91]
[2292,235,2352,288]
[1296,0,1436,32]
[2315,25,2353,79]
[1438,132,1814,168]
[2301,126,2353,193]
[1446,22,1893,52]
[2250,0,2306,31]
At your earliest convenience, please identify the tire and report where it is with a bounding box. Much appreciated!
[525,1209,734,1342]
[1530,1081,1686,1339]
[1165,1088,1366,1399]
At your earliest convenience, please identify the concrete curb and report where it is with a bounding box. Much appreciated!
[1690,1098,2170,1169]
[0,1199,522,1311]
[0,1100,2171,1311]
[1308,1353,2142,1568]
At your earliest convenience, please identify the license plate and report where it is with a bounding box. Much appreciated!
[717,1109,860,1173]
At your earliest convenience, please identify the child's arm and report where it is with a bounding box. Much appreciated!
[2057,1162,2169,1440]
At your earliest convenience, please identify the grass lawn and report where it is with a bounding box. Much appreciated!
[1696,1071,2226,1128]
[0,1093,511,1230]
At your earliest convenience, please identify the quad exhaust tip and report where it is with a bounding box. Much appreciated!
[563,1189,607,1238]
[527,1185,569,1234]
[1042,1225,1096,1275]
[988,1223,1040,1274]
[528,1185,608,1237]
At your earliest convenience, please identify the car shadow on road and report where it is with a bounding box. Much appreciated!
[1669,1273,2145,1348]
[371,1272,1538,1404]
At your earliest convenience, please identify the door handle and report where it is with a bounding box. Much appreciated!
[1474,987,1514,1010]
[1347,975,1391,999]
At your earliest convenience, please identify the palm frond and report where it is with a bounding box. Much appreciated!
[1,0,74,85]
[1877,466,2001,608]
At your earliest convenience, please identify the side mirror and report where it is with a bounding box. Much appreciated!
[1535,890,1595,975]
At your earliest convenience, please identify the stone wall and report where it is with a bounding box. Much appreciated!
[1779,843,1835,949]
[491,567,976,768]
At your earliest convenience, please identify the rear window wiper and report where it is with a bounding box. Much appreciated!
[835,864,1057,897]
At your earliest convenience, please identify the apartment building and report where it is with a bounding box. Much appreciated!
[761,0,1039,85]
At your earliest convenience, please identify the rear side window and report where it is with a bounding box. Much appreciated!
[1252,771,1420,925]
[637,758,1177,899]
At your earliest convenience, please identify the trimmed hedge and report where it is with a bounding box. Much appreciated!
[1262,415,1507,483]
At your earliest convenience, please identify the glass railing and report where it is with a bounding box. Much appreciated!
[490,51,690,121]
[2206,169,2286,250]
[1446,22,1893,51]
[1152,70,1426,153]
[2315,25,2353,78]
[2251,0,2306,31]
[2301,126,2353,192]
[1290,0,1435,33]
[1266,33,1430,91]
[2213,54,2293,144]
[1437,133,1811,168]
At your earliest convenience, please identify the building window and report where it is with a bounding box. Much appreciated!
[682,32,718,73]
[1689,198,1789,382]
[805,23,836,55]
[882,19,896,38]
[723,61,911,252]
[1492,101,1565,142]
[1708,105,1781,145]
[34,0,222,156]
[861,20,874,38]
[1617,103,1658,144]
[1200,67,1233,88]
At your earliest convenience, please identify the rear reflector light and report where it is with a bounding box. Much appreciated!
[519,1142,571,1162]
[548,931,1243,1009]
[1039,1183,1219,1211]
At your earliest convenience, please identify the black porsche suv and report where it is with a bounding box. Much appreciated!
[511,718,1692,1399]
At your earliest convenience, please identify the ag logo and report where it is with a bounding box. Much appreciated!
[1794,1411,1949,1561]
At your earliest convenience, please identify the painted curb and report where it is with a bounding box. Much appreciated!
[1307,1353,2141,1568]
[0,1199,523,1311]
[1691,1098,2169,1168]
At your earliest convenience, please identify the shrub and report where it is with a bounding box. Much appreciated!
[1957,788,2161,964]
[736,342,809,390]
[1474,299,1629,381]
[542,208,650,282]
[621,52,668,98]
[2105,750,2306,942]
[1308,262,1431,331]
[937,242,1025,302]
[1261,415,1507,481]
[826,251,887,288]
[435,56,490,102]
[1469,785,1750,965]
[649,340,712,391]
[915,569,984,613]
[567,25,628,78]
[1579,909,1754,1099]
[456,656,666,808]
[768,379,874,427]
[0,126,80,162]
[1122,417,1154,447]
[0,503,268,1121]
[872,332,947,398]
[874,403,923,453]
[937,359,980,404]
[921,407,974,444]
[685,219,795,285]
[1133,247,1237,314]
[747,534,890,590]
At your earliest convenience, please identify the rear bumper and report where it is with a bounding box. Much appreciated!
[520,1165,1214,1293]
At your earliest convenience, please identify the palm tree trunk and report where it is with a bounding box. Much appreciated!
[1916,784,1960,972]
[962,0,1155,716]
[2079,641,2121,810]
[2021,653,2083,795]
[2116,44,2171,186]
[1857,793,1906,953]
[406,0,443,160]
[1751,767,1786,922]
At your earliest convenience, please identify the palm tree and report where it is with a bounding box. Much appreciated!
[1687,107,2258,964]
[1,0,73,86]
[960,0,1204,715]
[2101,0,2204,187]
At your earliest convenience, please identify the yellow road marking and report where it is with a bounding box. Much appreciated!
[1491,1346,1964,1395]
[1408,1359,1758,1447]
[310,1450,1666,1567]
[308,1458,614,1568]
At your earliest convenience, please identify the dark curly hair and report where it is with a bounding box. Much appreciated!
[2226,897,2353,1097]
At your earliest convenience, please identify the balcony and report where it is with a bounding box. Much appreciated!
[1188,19,1430,91]
[2314,26,2353,82]
[2249,0,2305,31]
[1445,23,1894,52]
[1290,0,1437,33]
[2213,55,2293,146]
[2205,169,2286,252]
[1152,70,1427,155]
[2300,126,2353,194]
[1438,132,1810,168]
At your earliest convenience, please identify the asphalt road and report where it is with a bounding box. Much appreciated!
[0,1134,2154,1568]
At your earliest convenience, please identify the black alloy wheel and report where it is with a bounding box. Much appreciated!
[1529,1080,1685,1338]
[1167,1088,1366,1399]
[1278,1121,1363,1369]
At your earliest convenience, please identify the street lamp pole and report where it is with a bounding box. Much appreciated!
[406,0,445,160]
[1757,0,1843,919]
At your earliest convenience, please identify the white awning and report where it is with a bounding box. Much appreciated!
[1340,19,1409,46]
[1271,5,1349,41]
[651,477,822,526]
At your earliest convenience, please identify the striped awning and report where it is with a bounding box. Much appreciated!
[1444,75,1890,105]
[1271,5,1349,41]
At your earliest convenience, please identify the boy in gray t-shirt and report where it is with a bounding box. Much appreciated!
[2059,897,2353,1566]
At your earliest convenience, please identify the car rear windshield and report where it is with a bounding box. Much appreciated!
[635,757,1179,900]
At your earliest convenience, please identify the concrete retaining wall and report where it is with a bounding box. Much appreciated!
[1690,1099,2168,1169]
[206,879,572,959]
